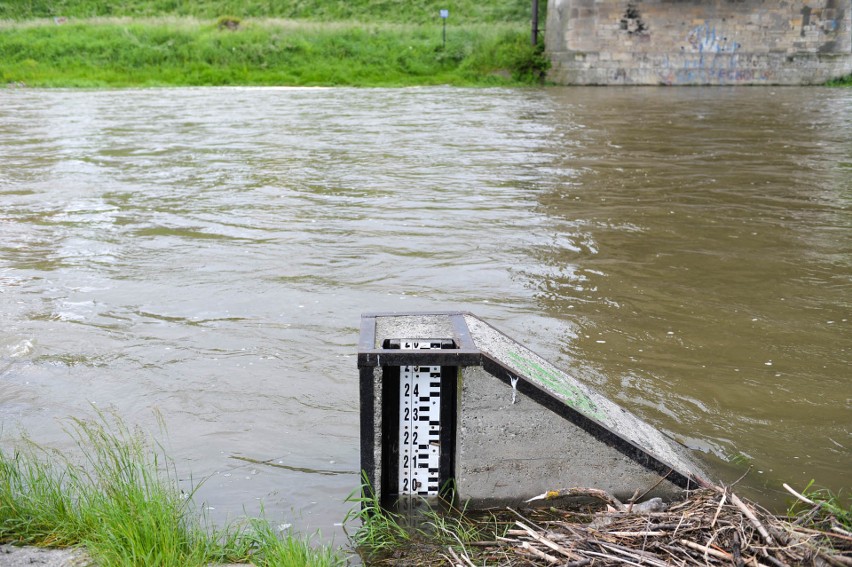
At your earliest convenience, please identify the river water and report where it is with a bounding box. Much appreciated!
[1,86,849,537]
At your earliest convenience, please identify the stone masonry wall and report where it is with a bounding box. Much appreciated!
[545,0,852,85]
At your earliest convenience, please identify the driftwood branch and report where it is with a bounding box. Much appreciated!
[519,541,560,564]
[515,521,581,560]
[525,487,626,512]
[782,483,815,506]
[730,492,774,546]
[680,538,733,561]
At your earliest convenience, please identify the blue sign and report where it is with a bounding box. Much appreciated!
[440,9,449,19]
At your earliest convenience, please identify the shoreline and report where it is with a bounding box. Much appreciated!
[4,485,849,566]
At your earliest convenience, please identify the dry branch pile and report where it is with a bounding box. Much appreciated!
[452,486,851,567]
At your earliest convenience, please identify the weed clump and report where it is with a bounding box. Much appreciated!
[826,73,852,86]
[786,480,851,532]
[216,16,241,30]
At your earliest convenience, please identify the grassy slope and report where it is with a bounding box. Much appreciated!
[0,0,548,87]
[0,19,544,87]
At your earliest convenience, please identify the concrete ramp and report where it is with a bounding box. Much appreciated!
[358,311,708,507]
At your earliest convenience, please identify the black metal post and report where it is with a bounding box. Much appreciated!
[531,0,539,46]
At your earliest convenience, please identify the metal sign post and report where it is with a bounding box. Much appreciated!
[440,9,449,49]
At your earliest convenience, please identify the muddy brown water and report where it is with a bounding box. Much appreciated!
[1,86,849,540]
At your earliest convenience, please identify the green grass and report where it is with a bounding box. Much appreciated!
[343,473,412,556]
[0,18,549,87]
[223,519,344,567]
[826,74,852,86]
[0,412,344,566]
[0,0,533,24]
[343,475,507,564]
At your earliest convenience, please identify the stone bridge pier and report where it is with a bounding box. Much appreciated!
[545,0,852,85]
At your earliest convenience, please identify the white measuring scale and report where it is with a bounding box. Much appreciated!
[397,340,444,496]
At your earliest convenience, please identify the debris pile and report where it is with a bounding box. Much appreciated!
[451,486,851,566]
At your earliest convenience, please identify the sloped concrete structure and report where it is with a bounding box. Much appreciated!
[546,0,852,85]
[358,311,708,507]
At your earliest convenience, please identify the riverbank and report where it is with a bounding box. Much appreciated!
[0,16,548,88]
[5,489,850,566]
[2,413,849,566]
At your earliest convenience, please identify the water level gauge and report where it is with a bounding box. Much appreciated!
[398,356,442,495]
[380,338,457,501]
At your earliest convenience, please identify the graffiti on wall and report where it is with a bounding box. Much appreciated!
[654,21,753,85]
[657,52,775,85]
[620,2,648,35]
[686,24,740,54]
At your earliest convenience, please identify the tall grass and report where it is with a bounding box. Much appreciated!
[343,473,412,556]
[0,19,547,87]
[0,412,343,566]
